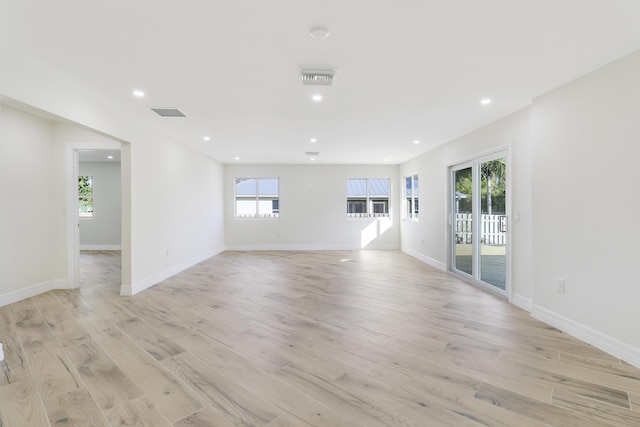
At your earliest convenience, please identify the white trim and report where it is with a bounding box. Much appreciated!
[0,279,71,307]
[532,304,640,369]
[402,247,447,271]
[121,247,225,296]
[511,294,532,312]
[79,245,122,251]
[0,342,4,362]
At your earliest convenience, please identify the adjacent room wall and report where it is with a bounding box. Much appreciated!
[79,161,122,249]
[0,105,68,304]
[224,164,400,250]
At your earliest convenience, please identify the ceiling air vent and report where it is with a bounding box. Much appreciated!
[301,69,336,86]
[151,108,187,117]
[305,151,320,156]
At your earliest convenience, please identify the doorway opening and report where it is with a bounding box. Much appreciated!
[67,141,130,295]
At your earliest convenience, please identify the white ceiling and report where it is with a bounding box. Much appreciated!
[3,1,640,164]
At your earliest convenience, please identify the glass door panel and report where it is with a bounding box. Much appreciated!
[450,151,508,295]
[479,158,507,290]
[453,166,473,276]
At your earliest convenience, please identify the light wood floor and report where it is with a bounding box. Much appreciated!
[1,250,640,426]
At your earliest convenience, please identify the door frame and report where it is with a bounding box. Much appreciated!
[65,141,128,291]
[446,147,512,300]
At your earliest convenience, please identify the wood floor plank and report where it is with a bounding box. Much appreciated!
[0,307,30,387]
[106,396,173,427]
[64,341,142,410]
[552,388,640,426]
[75,314,138,355]
[265,414,315,427]
[475,383,613,427]
[162,351,280,426]
[115,317,185,361]
[43,388,110,426]
[173,405,236,427]
[499,347,640,399]
[630,391,640,412]
[172,333,360,427]
[21,336,83,401]
[275,362,480,427]
[0,379,50,427]
[111,346,207,423]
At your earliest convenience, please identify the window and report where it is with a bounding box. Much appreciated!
[347,178,390,218]
[78,175,93,218]
[235,178,279,218]
[405,174,419,219]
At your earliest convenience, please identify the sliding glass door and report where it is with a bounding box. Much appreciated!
[450,151,508,294]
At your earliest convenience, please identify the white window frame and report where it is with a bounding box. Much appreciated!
[347,178,390,218]
[235,177,280,219]
[404,174,419,220]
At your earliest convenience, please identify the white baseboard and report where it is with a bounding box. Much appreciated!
[225,244,400,251]
[401,247,447,271]
[532,304,640,369]
[121,247,225,296]
[0,279,71,307]
[511,294,533,312]
[80,244,122,251]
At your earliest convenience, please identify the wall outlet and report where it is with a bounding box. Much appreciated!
[557,279,565,293]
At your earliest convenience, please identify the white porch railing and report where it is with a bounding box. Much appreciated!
[455,213,506,245]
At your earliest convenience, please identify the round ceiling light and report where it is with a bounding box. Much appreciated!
[310,26,330,39]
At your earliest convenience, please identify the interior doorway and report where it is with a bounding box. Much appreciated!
[450,150,509,297]
[66,141,129,294]
[77,149,122,294]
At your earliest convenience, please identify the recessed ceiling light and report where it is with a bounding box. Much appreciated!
[133,90,145,98]
[310,158,316,161]
[312,94,323,102]
[413,140,421,145]
[203,136,210,141]
[384,158,389,162]
[310,26,330,39]
[481,98,492,105]
[107,155,114,159]
[234,156,240,161]
[310,138,317,143]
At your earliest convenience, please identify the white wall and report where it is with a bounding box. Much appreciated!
[531,49,640,355]
[0,105,67,303]
[224,164,400,250]
[79,161,121,248]
[399,107,533,303]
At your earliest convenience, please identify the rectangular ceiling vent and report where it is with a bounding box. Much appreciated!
[305,151,320,156]
[301,69,336,86]
[151,108,187,117]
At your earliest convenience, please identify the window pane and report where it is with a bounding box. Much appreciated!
[258,178,278,196]
[79,176,93,218]
[368,179,390,197]
[347,179,367,197]
[405,177,413,197]
[79,197,93,217]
